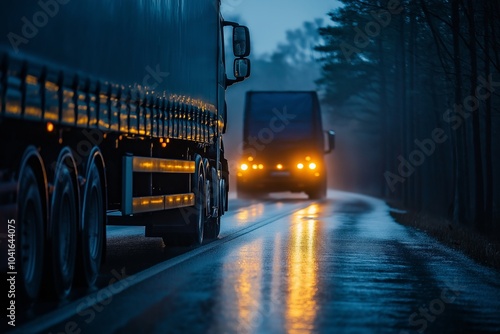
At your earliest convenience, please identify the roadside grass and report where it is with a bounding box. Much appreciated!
[390,210,500,271]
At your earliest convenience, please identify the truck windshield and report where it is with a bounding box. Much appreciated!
[246,93,314,142]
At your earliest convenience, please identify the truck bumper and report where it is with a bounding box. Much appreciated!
[236,171,325,193]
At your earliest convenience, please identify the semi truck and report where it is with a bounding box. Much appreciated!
[237,91,334,199]
[0,0,250,300]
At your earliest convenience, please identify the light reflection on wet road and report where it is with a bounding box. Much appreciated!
[22,191,500,333]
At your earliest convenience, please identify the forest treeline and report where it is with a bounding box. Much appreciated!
[315,0,500,233]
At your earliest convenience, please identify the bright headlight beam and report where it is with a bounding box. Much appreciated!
[297,163,304,170]
[241,164,248,171]
[309,162,317,170]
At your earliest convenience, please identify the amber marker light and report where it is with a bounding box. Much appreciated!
[258,164,264,170]
[46,122,54,132]
[247,156,254,162]
[252,164,258,170]
[276,164,283,170]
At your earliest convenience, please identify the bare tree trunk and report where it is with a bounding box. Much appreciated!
[452,0,467,225]
[466,0,484,228]
[378,36,389,199]
[396,3,409,207]
[483,0,493,226]
[408,3,422,210]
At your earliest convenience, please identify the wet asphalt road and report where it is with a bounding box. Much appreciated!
[12,191,500,333]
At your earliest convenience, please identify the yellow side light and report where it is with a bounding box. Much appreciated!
[247,156,254,162]
[258,164,264,170]
[161,142,167,148]
[297,163,304,170]
[276,164,283,170]
[47,122,54,132]
[309,162,317,170]
[241,164,249,171]
[305,156,311,161]
[252,164,258,170]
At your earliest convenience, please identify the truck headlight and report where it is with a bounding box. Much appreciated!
[241,163,248,171]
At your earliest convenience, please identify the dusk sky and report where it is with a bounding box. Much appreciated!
[221,0,341,55]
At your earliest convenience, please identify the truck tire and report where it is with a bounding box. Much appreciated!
[17,164,45,300]
[307,183,327,200]
[78,158,104,287]
[48,150,78,299]
[204,167,220,239]
[182,155,205,245]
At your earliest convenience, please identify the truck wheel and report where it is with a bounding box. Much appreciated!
[49,153,78,299]
[17,164,44,300]
[204,167,220,239]
[307,183,327,200]
[183,157,204,245]
[78,160,104,287]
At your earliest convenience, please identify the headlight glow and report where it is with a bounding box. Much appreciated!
[309,162,317,170]
[241,163,248,171]
[297,163,304,170]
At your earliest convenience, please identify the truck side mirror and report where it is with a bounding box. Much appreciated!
[233,26,250,57]
[234,58,251,79]
[325,130,335,153]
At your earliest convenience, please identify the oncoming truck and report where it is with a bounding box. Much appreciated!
[237,91,334,199]
[0,0,250,300]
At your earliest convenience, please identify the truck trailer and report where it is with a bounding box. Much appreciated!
[0,0,250,300]
[237,91,334,199]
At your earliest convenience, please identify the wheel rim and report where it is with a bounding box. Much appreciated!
[205,179,211,217]
[51,161,77,298]
[87,185,100,260]
[196,175,204,242]
[58,192,72,277]
[80,162,104,286]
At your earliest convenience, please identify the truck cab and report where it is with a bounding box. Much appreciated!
[237,91,335,199]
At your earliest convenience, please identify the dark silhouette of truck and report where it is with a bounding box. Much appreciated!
[237,91,334,199]
[0,0,250,300]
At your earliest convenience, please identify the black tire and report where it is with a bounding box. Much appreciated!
[180,157,204,245]
[78,161,104,287]
[49,158,78,299]
[204,167,220,240]
[17,164,44,300]
[307,183,327,200]
[205,216,221,240]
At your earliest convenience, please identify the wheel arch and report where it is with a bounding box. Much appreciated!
[51,147,81,232]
